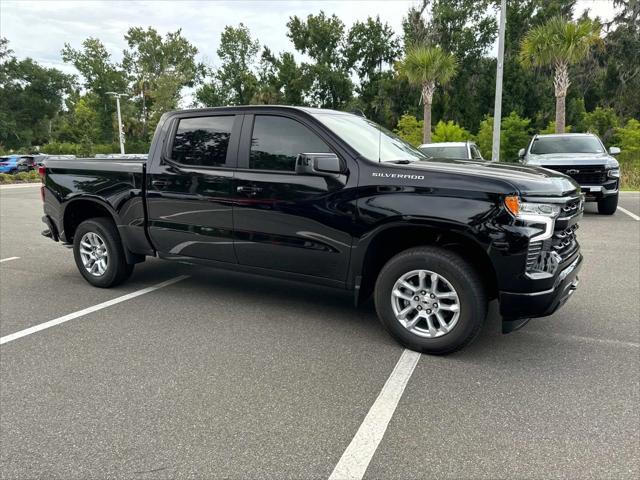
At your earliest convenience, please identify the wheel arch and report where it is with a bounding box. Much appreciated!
[354,223,498,305]
[62,197,143,264]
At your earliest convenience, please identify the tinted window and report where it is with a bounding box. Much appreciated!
[470,145,483,160]
[530,136,604,155]
[419,145,468,159]
[250,115,331,171]
[171,116,234,167]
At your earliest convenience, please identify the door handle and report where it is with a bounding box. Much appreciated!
[236,185,263,196]
[151,180,170,187]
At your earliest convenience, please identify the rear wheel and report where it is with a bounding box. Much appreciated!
[597,193,618,215]
[73,218,134,288]
[374,247,487,355]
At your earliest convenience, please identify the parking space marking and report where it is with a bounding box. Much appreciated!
[0,275,189,345]
[0,183,41,190]
[328,348,421,480]
[617,206,640,221]
[0,257,20,263]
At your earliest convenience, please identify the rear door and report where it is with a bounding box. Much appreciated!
[233,112,354,282]
[146,112,241,263]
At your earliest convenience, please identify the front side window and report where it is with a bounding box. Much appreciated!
[250,115,331,171]
[171,115,235,167]
[471,145,483,160]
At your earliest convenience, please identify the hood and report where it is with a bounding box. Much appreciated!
[393,158,580,197]
[524,152,618,167]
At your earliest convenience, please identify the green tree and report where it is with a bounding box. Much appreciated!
[582,106,620,145]
[520,16,601,133]
[286,12,353,109]
[57,95,101,143]
[394,114,424,146]
[398,44,457,143]
[344,16,401,125]
[254,48,310,106]
[197,23,260,106]
[123,27,203,137]
[431,120,470,142]
[62,38,127,142]
[1,39,74,149]
[477,112,531,162]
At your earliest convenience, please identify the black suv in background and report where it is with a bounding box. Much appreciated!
[40,106,583,354]
[519,133,620,214]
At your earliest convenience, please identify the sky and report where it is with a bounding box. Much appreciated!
[0,0,619,104]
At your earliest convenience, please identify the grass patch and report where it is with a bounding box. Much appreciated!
[0,170,40,184]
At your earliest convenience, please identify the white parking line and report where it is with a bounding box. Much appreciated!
[617,206,640,221]
[328,349,421,480]
[0,256,20,263]
[0,183,41,190]
[0,275,189,345]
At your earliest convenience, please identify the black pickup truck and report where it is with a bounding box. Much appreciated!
[40,106,583,354]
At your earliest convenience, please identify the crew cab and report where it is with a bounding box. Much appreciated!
[519,133,620,214]
[40,106,583,354]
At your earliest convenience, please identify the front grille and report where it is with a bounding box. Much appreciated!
[545,165,607,184]
[526,197,582,276]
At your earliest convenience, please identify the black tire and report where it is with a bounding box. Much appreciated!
[597,193,618,215]
[73,217,134,288]
[374,247,487,355]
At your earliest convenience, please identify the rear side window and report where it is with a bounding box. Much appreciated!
[171,116,234,167]
[250,115,331,171]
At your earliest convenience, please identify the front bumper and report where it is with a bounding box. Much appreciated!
[499,252,582,321]
[580,180,618,200]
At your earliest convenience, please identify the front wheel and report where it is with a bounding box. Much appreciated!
[73,218,134,288]
[374,247,487,355]
[597,193,618,215]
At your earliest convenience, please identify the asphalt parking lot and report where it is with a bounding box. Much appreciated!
[1,184,639,479]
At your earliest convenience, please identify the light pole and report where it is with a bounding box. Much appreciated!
[107,92,128,155]
[491,0,507,162]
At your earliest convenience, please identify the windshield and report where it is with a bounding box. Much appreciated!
[312,113,428,163]
[530,136,605,155]
[419,145,467,159]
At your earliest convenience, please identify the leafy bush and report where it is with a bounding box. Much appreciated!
[431,120,470,142]
[540,121,572,134]
[477,112,531,162]
[616,118,640,190]
[582,107,620,145]
[394,114,424,147]
[0,173,12,184]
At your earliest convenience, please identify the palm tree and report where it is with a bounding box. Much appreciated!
[520,16,601,133]
[399,45,457,143]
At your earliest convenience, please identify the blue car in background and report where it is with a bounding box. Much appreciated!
[0,155,36,174]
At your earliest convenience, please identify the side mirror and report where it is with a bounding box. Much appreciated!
[609,146,621,155]
[518,148,525,158]
[295,153,342,176]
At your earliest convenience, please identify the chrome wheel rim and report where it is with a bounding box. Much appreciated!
[79,232,109,277]
[391,269,461,338]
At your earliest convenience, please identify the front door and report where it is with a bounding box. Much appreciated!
[146,113,241,263]
[233,113,355,282]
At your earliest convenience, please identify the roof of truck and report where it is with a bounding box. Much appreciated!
[167,105,352,116]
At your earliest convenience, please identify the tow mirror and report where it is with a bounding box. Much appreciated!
[295,153,342,176]
[609,146,621,155]
[518,148,525,158]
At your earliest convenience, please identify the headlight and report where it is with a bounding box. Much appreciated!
[504,196,560,218]
[608,168,620,178]
[504,195,559,241]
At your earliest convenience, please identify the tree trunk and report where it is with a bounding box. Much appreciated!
[553,60,570,134]
[555,95,566,133]
[421,81,435,144]
[423,101,432,144]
